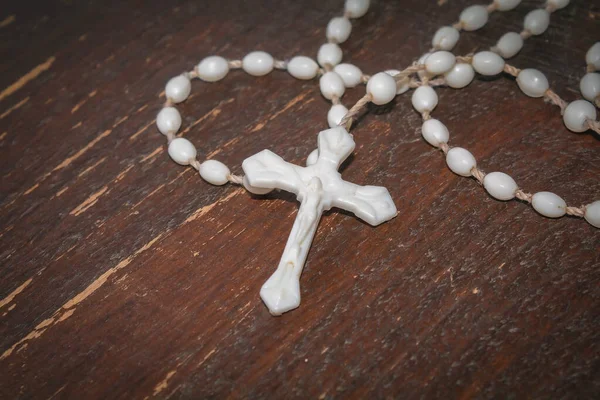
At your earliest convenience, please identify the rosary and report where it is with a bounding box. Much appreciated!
[154,0,600,316]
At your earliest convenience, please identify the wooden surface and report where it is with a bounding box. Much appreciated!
[1,0,599,398]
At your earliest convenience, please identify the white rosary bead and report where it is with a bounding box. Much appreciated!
[199,160,230,186]
[411,86,438,113]
[472,51,505,76]
[432,26,460,51]
[562,100,597,132]
[584,201,600,228]
[326,17,352,44]
[319,71,345,100]
[531,191,566,218]
[168,138,197,166]
[494,0,521,11]
[334,63,363,88]
[580,73,600,103]
[516,69,549,98]
[243,175,273,195]
[384,70,409,94]
[459,5,489,31]
[197,56,229,82]
[366,72,397,105]
[586,43,600,71]
[495,32,523,59]
[483,172,518,200]
[547,0,570,10]
[317,43,343,67]
[344,0,370,18]
[327,104,348,128]
[446,147,476,177]
[421,119,449,148]
[306,149,319,166]
[523,9,550,36]
[156,107,182,135]
[444,63,475,89]
[287,56,319,80]
[165,75,191,103]
[425,51,456,75]
[242,51,274,76]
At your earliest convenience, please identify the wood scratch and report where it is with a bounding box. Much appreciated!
[179,98,235,137]
[53,129,112,173]
[153,370,177,396]
[141,146,163,163]
[129,120,156,142]
[71,121,82,130]
[78,157,107,178]
[0,131,7,141]
[0,15,15,28]
[130,184,165,211]
[184,189,243,224]
[70,186,109,216]
[250,91,311,132]
[0,278,32,309]
[114,165,134,182]
[0,97,30,119]
[112,115,129,128]
[0,56,55,103]
[197,348,217,367]
[71,90,97,114]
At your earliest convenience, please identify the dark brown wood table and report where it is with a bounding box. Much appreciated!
[1,0,599,398]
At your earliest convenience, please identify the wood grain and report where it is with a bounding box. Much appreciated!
[1,0,599,398]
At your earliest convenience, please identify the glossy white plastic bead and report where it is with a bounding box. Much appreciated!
[165,75,191,103]
[547,0,570,10]
[319,72,345,100]
[494,0,521,11]
[242,51,274,76]
[327,104,348,128]
[516,69,549,98]
[421,119,449,148]
[287,56,319,80]
[411,86,438,113]
[483,172,518,200]
[326,17,352,44]
[425,51,456,75]
[306,149,319,166]
[459,5,489,31]
[446,147,476,177]
[580,73,600,102]
[197,56,229,82]
[168,138,196,166]
[384,70,409,94]
[524,9,550,36]
[367,72,397,105]
[562,100,597,132]
[495,32,523,59]
[156,107,182,135]
[531,192,566,218]
[318,43,343,67]
[432,26,460,51]
[199,160,230,185]
[586,43,600,71]
[584,200,600,228]
[444,63,475,89]
[472,51,505,76]
[243,175,273,195]
[344,0,370,18]
[334,63,363,88]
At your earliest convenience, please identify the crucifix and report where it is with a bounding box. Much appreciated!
[242,127,398,315]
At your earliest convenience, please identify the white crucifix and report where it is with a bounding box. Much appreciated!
[242,127,398,316]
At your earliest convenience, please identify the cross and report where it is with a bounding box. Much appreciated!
[242,127,397,316]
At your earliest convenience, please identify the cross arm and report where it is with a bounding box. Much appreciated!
[332,184,398,226]
[242,149,304,194]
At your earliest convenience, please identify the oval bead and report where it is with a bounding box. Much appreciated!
[495,32,523,59]
[562,100,597,132]
[584,200,600,228]
[243,175,273,195]
[317,43,343,67]
[580,73,600,103]
[327,104,348,128]
[287,56,319,80]
[197,56,229,82]
[444,63,475,89]
[524,9,550,36]
[344,0,370,18]
[472,51,505,75]
[483,172,518,200]
[494,0,521,11]
[432,26,460,51]
[165,75,191,103]
[547,0,569,10]
[446,147,476,177]
[516,69,549,98]
[425,51,456,75]
[459,5,489,31]
[367,72,397,105]
[319,72,345,100]
[334,63,363,88]
[421,119,449,148]
[199,160,230,185]
[168,138,196,166]
[326,17,352,44]
[156,107,182,135]
[242,51,274,76]
[306,149,319,166]
[586,42,600,71]
[411,86,438,113]
[531,192,566,218]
